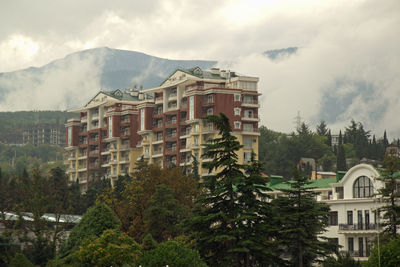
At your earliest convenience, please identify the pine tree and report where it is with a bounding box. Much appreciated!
[143,184,187,242]
[316,121,328,136]
[338,130,343,146]
[377,156,400,239]
[185,113,278,266]
[272,168,337,266]
[191,154,200,180]
[235,153,283,266]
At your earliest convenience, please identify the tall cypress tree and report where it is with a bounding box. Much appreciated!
[336,145,347,171]
[326,129,332,147]
[383,130,389,148]
[338,130,343,146]
[272,168,337,266]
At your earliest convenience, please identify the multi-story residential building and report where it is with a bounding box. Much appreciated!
[65,89,148,191]
[65,67,261,191]
[23,123,65,146]
[268,163,392,261]
[135,67,260,173]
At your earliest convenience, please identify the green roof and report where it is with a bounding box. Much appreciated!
[101,89,152,101]
[159,67,237,86]
[267,178,337,191]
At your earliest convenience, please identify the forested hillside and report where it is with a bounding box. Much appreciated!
[0,111,74,144]
[259,120,393,178]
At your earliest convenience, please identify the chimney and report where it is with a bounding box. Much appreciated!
[210,67,220,75]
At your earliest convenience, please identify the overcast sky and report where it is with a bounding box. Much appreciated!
[1,0,399,136]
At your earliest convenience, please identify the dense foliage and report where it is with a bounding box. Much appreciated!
[259,120,391,177]
[366,236,400,267]
[139,240,207,267]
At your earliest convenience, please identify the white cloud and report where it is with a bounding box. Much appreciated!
[0,0,399,136]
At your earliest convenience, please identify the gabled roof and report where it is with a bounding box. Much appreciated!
[159,67,231,86]
[83,89,153,108]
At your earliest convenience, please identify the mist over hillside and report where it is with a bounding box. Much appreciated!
[0,47,216,111]
[0,46,399,137]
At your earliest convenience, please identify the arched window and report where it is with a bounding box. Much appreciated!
[353,176,374,198]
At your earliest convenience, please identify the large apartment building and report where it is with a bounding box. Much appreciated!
[23,123,65,146]
[65,67,260,190]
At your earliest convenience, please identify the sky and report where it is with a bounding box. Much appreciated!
[0,0,399,136]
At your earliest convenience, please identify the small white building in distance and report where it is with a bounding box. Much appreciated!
[268,163,391,261]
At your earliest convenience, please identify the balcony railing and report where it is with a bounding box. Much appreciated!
[340,250,370,257]
[89,150,99,155]
[166,119,177,125]
[243,114,258,119]
[166,146,177,152]
[242,99,258,104]
[166,133,177,138]
[153,122,163,128]
[339,223,379,231]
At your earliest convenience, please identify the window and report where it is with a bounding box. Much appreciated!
[336,187,344,199]
[140,109,145,131]
[189,96,194,120]
[67,127,72,146]
[244,110,254,118]
[244,152,252,162]
[204,94,213,103]
[234,121,241,129]
[365,210,370,229]
[359,237,364,257]
[234,108,241,116]
[348,237,354,252]
[347,211,353,225]
[243,123,254,132]
[234,94,241,102]
[353,176,373,198]
[243,137,253,149]
[207,108,213,115]
[329,211,338,226]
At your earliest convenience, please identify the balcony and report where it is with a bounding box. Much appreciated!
[81,116,87,122]
[338,224,380,233]
[168,103,177,111]
[166,146,177,152]
[340,250,370,258]
[241,98,259,108]
[153,121,163,129]
[89,162,99,168]
[242,114,260,122]
[166,118,177,125]
[121,130,130,136]
[89,149,99,155]
[169,92,177,100]
[166,132,177,138]
[155,97,163,104]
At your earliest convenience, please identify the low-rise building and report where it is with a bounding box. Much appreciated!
[268,163,396,261]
